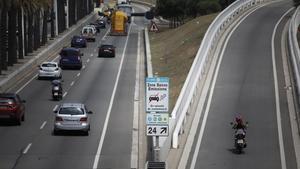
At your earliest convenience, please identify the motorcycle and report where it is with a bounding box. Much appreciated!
[52,80,63,101]
[234,129,246,154]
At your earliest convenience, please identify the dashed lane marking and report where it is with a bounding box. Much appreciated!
[23,143,32,154]
[53,105,58,111]
[40,121,47,130]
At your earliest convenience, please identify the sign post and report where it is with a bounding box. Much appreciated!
[145,77,169,162]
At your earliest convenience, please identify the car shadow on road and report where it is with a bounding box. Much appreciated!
[52,130,89,136]
[0,119,19,126]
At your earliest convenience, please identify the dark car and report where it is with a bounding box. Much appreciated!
[95,19,106,29]
[71,35,87,48]
[59,47,83,70]
[0,93,25,125]
[98,44,116,57]
[89,23,101,33]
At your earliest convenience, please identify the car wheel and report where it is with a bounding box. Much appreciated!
[83,131,89,136]
[21,114,25,121]
[53,129,59,135]
[15,117,21,125]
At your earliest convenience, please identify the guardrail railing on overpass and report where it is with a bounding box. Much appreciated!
[171,0,274,149]
[288,5,300,133]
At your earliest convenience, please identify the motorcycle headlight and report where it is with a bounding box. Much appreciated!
[54,86,59,90]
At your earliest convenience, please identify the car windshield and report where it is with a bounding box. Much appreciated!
[59,107,84,115]
[82,28,92,34]
[41,63,56,67]
[61,50,79,56]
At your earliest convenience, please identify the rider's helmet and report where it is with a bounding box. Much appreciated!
[235,114,243,125]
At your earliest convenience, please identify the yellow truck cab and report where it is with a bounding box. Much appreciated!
[110,10,128,36]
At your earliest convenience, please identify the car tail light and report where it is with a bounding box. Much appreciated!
[55,117,63,121]
[80,117,88,122]
[78,56,81,61]
[8,105,16,110]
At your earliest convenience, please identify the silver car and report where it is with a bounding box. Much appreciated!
[53,103,92,135]
[38,62,62,79]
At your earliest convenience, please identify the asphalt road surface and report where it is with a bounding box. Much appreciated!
[0,3,148,169]
[187,1,297,169]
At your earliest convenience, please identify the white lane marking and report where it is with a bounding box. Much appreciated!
[87,59,90,63]
[23,143,32,154]
[40,121,47,130]
[83,65,86,70]
[63,92,67,97]
[16,75,37,94]
[91,54,94,57]
[101,28,111,41]
[92,20,133,169]
[271,8,293,169]
[77,73,81,77]
[53,105,58,111]
[131,31,141,169]
[189,6,264,169]
[70,81,75,86]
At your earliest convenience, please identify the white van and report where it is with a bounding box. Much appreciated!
[81,26,96,42]
[117,0,128,4]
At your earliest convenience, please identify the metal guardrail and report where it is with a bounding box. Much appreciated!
[288,6,300,132]
[171,0,274,149]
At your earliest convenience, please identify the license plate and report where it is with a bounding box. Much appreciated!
[237,139,244,144]
[76,39,81,42]
[54,93,58,96]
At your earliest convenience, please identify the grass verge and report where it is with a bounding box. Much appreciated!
[149,13,218,112]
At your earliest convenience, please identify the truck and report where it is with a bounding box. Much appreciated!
[117,4,132,23]
[110,10,128,36]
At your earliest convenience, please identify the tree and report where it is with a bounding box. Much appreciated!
[294,0,300,6]
[0,0,8,71]
[8,0,18,66]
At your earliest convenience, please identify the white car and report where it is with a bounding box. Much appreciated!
[81,26,97,42]
[38,62,62,79]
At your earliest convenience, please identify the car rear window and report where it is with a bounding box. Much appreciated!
[101,45,113,48]
[0,98,15,104]
[61,50,79,57]
[82,28,93,34]
[59,107,84,115]
[42,63,56,67]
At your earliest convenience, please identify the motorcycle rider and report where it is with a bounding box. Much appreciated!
[232,114,247,148]
[233,114,247,131]
[51,80,63,99]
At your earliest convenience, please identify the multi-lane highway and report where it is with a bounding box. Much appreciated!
[185,1,298,169]
[0,3,149,169]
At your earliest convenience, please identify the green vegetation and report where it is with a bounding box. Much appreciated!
[149,13,218,110]
[294,0,300,6]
